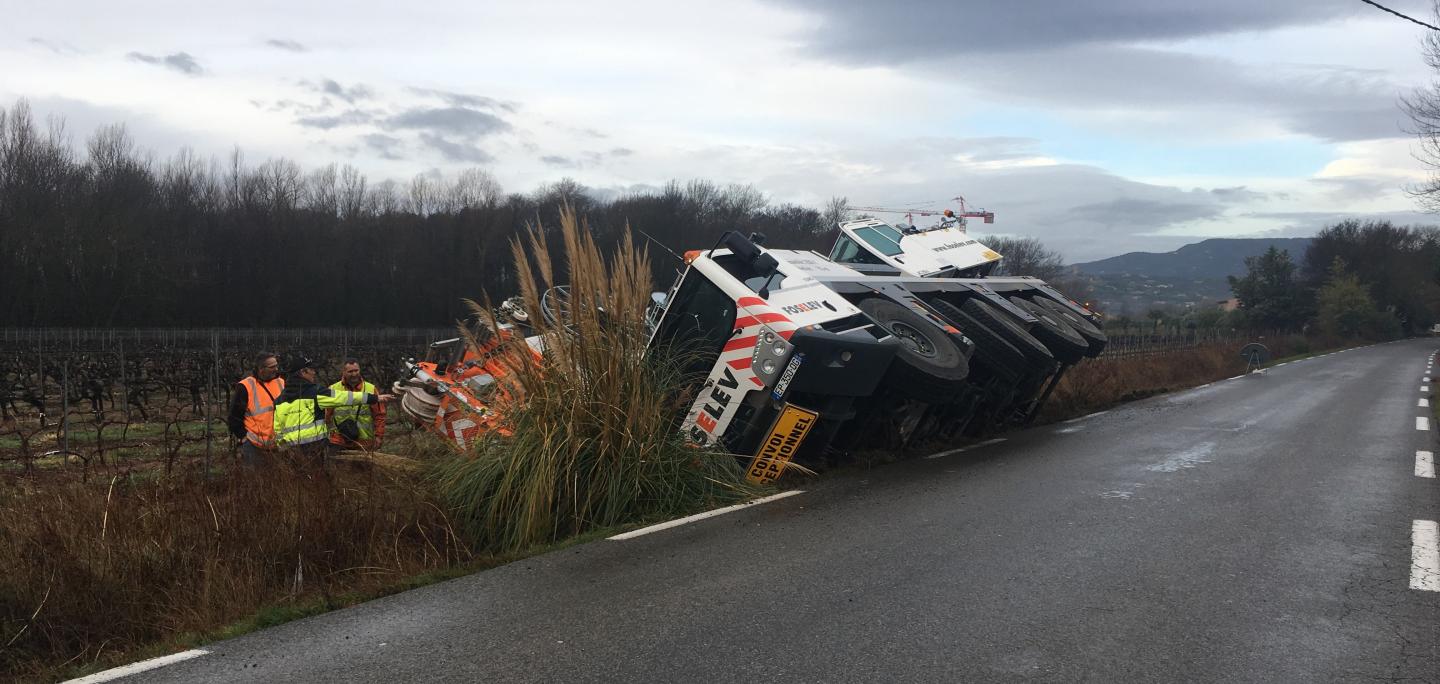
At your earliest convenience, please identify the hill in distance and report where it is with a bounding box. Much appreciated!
[1069,237,1313,315]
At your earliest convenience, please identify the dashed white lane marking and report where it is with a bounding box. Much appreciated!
[64,649,210,683]
[1418,417,1430,431]
[608,490,804,540]
[1424,386,1430,393]
[1421,398,1430,408]
[1427,376,1432,382]
[1418,451,1435,479]
[925,437,1007,460]
[1412,520,1440,592]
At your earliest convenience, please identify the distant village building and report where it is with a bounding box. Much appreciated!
[1218,298,1239,311]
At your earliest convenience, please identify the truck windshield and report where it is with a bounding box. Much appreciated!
[853,225,904,257]
[651,269,737,374]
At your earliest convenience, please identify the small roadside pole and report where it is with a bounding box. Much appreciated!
[59,360,69,455]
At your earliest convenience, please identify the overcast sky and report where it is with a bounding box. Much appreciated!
[3,0,1439,261]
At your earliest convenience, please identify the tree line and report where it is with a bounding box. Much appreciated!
[1227,220,1440,338]
[0,100,841,327]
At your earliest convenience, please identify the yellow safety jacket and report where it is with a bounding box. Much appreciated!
[275,384,375,447]
[328,380,379,444]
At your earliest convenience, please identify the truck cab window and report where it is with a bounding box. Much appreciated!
[852,226,904,257]
[830,235,885,265]
[651,270,737,375]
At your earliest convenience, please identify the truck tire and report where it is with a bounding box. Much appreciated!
[1033,297,1107,357]
[960,298,1056,373]
[857,297,969,399]
[1007,296,1088,364]
[927,298,1028,379]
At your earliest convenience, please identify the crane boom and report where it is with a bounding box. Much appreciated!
[848,195,995,226]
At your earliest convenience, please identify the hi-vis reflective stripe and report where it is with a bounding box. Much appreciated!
[249,405,275,416]
[279,421,323,435]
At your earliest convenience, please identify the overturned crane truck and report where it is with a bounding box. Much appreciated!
[396,227,1104,485]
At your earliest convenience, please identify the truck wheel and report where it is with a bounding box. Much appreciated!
[1007,296,1088,364]
[1034,297,1107,357]
[927,298,1028,379]
[857,297,969,398]
[960,298,1056,373]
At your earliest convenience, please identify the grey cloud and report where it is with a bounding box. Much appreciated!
[385,107,511,139]
[541,155,572,166]
[1068,197,1224,228]
[1210,186,1268,203]
[28,38,77,55]
[265,39,308,52]
[127,51,204,76]
[1285,106,1407,143]
[303,79,372,104]
[943,46,1406,142]
[767,0,1410,142]
[408,88,518,112]
[768,0,1363,61]
[296,109,375,129]
[610,147,634,157]
[418,133,493,163]
[363,134,406,160]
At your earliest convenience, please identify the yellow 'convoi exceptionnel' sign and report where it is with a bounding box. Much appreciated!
[746,404,818,485]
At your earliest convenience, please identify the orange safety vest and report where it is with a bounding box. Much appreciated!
[239,375,286,449]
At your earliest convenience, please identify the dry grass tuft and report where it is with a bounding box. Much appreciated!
[431,206,758,552]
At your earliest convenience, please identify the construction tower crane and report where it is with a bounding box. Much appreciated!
[849,195,995,229]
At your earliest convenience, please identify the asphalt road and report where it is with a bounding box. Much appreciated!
[124,339,1439,682]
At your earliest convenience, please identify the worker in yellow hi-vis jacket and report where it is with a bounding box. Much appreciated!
[273,354,393,462]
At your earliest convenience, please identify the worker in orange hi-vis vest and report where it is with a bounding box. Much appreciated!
[326,358,386,452]
[226,351,286,466]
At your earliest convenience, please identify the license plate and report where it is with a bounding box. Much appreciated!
[771,353,804,401]
[746,404,819,485]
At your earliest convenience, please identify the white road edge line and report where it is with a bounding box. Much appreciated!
[1421,398,1430,408]
[924,437,1007,460]
[608,490,803,540]
[1418,451,1435,479]
[1412,520,1440,592]
[1418,416,1430,431]
[63,649,210,684]
[1064,410,1110,424]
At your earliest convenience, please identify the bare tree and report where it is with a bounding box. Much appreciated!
[821,196,850,230]
[1402,4,1440,210]
[983,236,1067,281]
[303,163,339,217]
[408,173,435,216]
[444,167,502,211]
[337,164,368,220]
[256,158,303,212]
